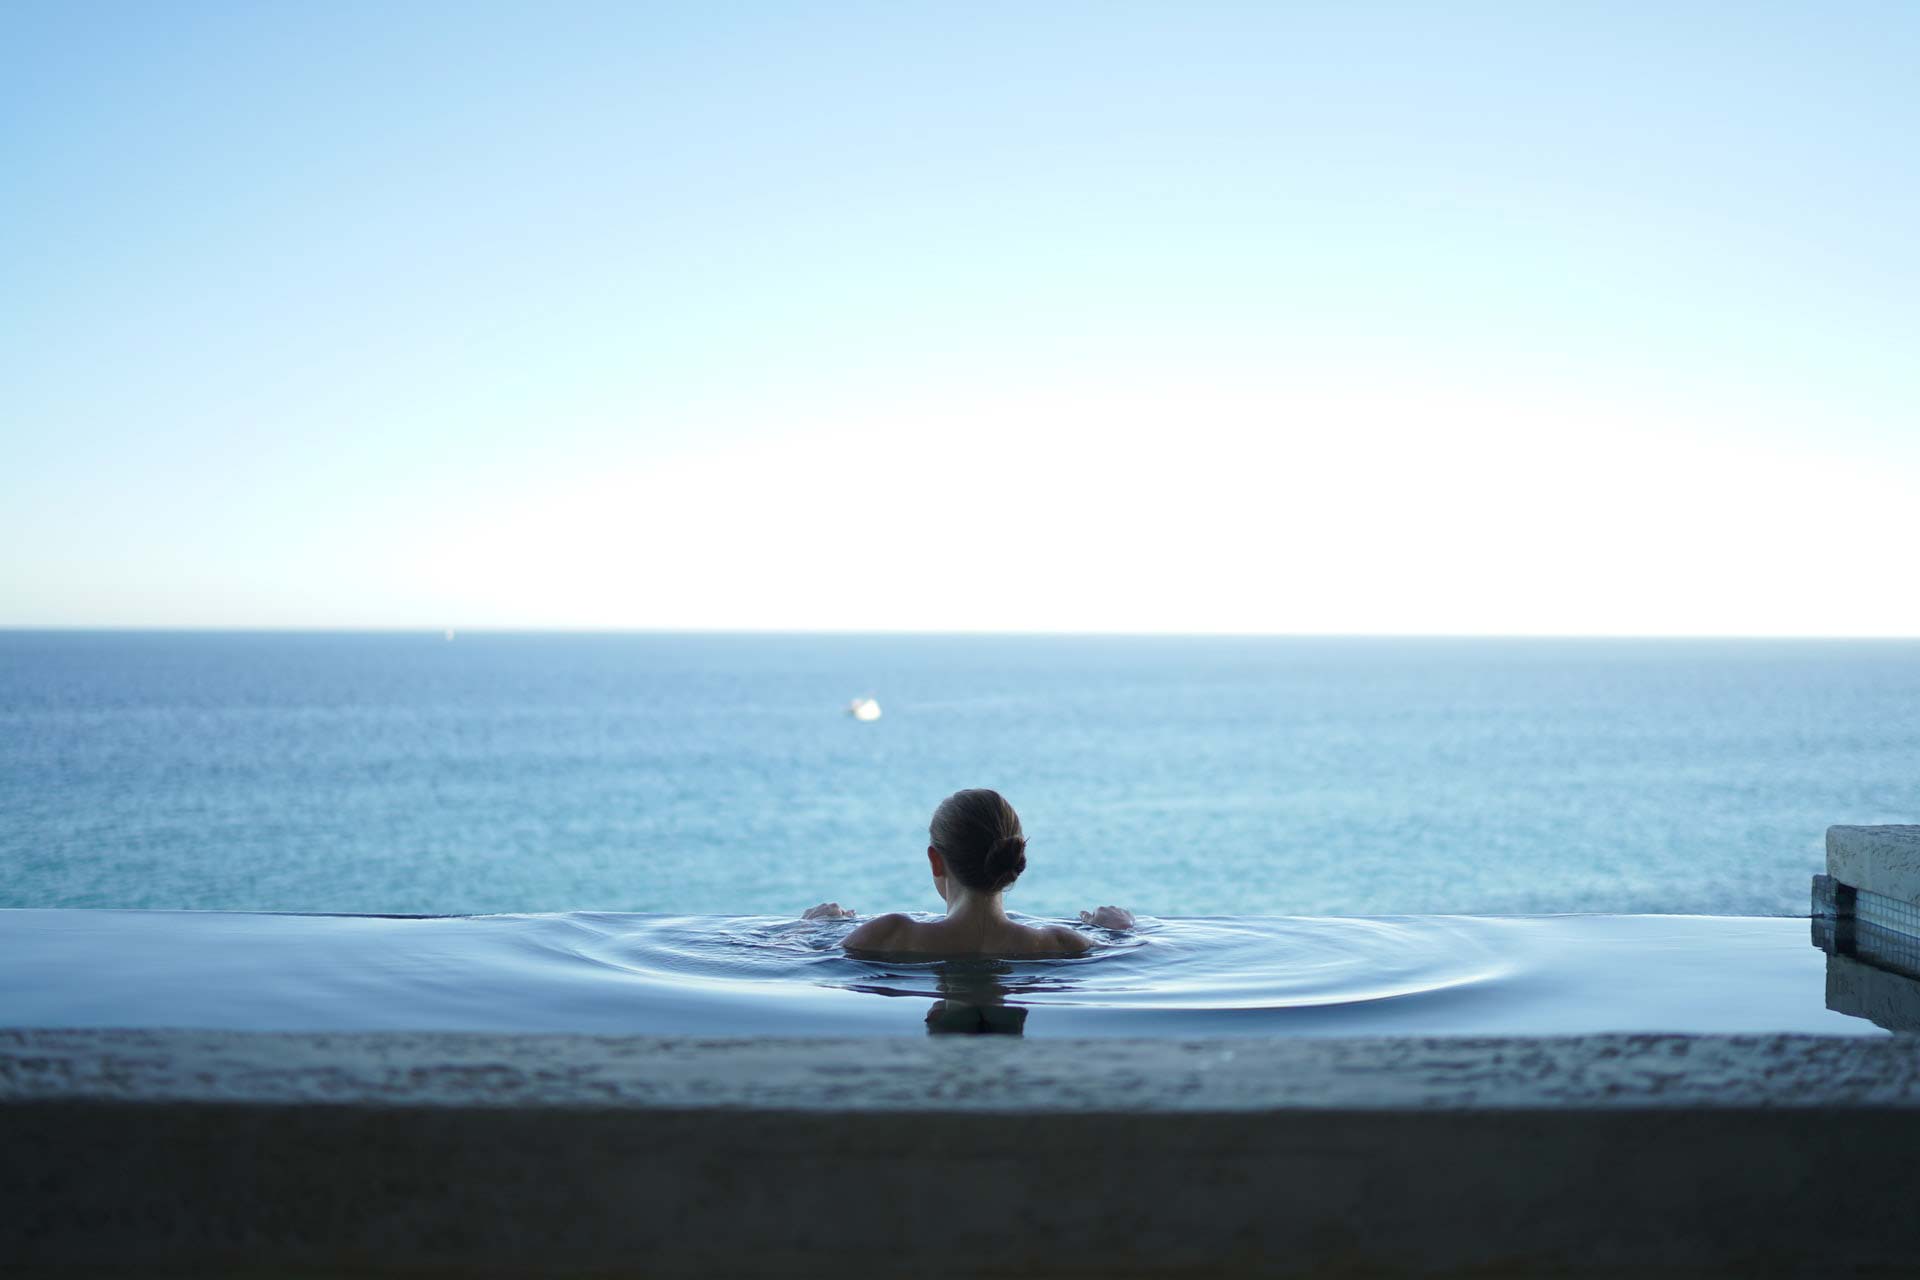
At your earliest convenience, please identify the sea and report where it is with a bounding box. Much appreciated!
[2,631,1915,920]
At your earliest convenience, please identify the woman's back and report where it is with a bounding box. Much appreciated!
[842,910,1089,957]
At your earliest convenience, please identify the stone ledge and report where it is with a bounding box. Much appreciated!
[7,1031,1920,1277]
[5,1027,1920,1111]
[1828,823,1920,905]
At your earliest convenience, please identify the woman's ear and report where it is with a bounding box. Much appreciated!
[927,846,949,905]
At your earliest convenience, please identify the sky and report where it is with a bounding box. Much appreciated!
[3,2,1916,635]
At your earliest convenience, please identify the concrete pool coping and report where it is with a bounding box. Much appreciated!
[7,1026,1920,1110]
[1828,823,1920,906]
[8,1028,1920,1277]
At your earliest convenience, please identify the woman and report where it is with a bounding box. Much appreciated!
[805,787,1134,956]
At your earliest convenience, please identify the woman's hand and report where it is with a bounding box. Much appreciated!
[1078,905,1135,930]
[803,902,857,920]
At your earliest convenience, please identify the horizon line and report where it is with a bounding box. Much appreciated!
[2,625,1917,642]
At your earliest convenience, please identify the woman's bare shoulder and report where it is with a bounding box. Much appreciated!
[1032,923,1092,956]
[842,912,916,951]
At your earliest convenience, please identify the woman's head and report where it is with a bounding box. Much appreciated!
[928,788,1027,895]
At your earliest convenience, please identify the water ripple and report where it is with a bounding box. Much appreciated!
[557,912,1512,1013]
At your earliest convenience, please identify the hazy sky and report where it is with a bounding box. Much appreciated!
[4,2,1916,634]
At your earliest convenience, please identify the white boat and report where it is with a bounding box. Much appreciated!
[847,697,882,722]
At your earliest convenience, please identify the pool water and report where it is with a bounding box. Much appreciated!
[0,909,1879,1038]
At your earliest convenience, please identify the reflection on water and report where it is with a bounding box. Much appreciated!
[1813,910,1920,1035]
[0,908,1883,1039]
[920,963,1030,1036]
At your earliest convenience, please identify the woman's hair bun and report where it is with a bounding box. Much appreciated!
[929,788,1028,894]
[982,833,1028,891]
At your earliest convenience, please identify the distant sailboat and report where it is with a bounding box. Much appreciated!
[847,697,882,722]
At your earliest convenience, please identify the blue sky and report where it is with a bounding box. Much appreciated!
[4,2,1916,633]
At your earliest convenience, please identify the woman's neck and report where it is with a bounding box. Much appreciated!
[943,888,1009,926]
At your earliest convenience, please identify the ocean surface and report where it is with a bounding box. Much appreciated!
[2,631,1916,918]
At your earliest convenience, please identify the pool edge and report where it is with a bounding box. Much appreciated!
[6,1028,1920,1277]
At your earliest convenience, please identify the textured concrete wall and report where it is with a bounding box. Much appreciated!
[1829,824,1920,904]
[7,1029,1920,1277]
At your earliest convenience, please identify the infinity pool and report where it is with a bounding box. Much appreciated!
[0,908,1879,1038]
